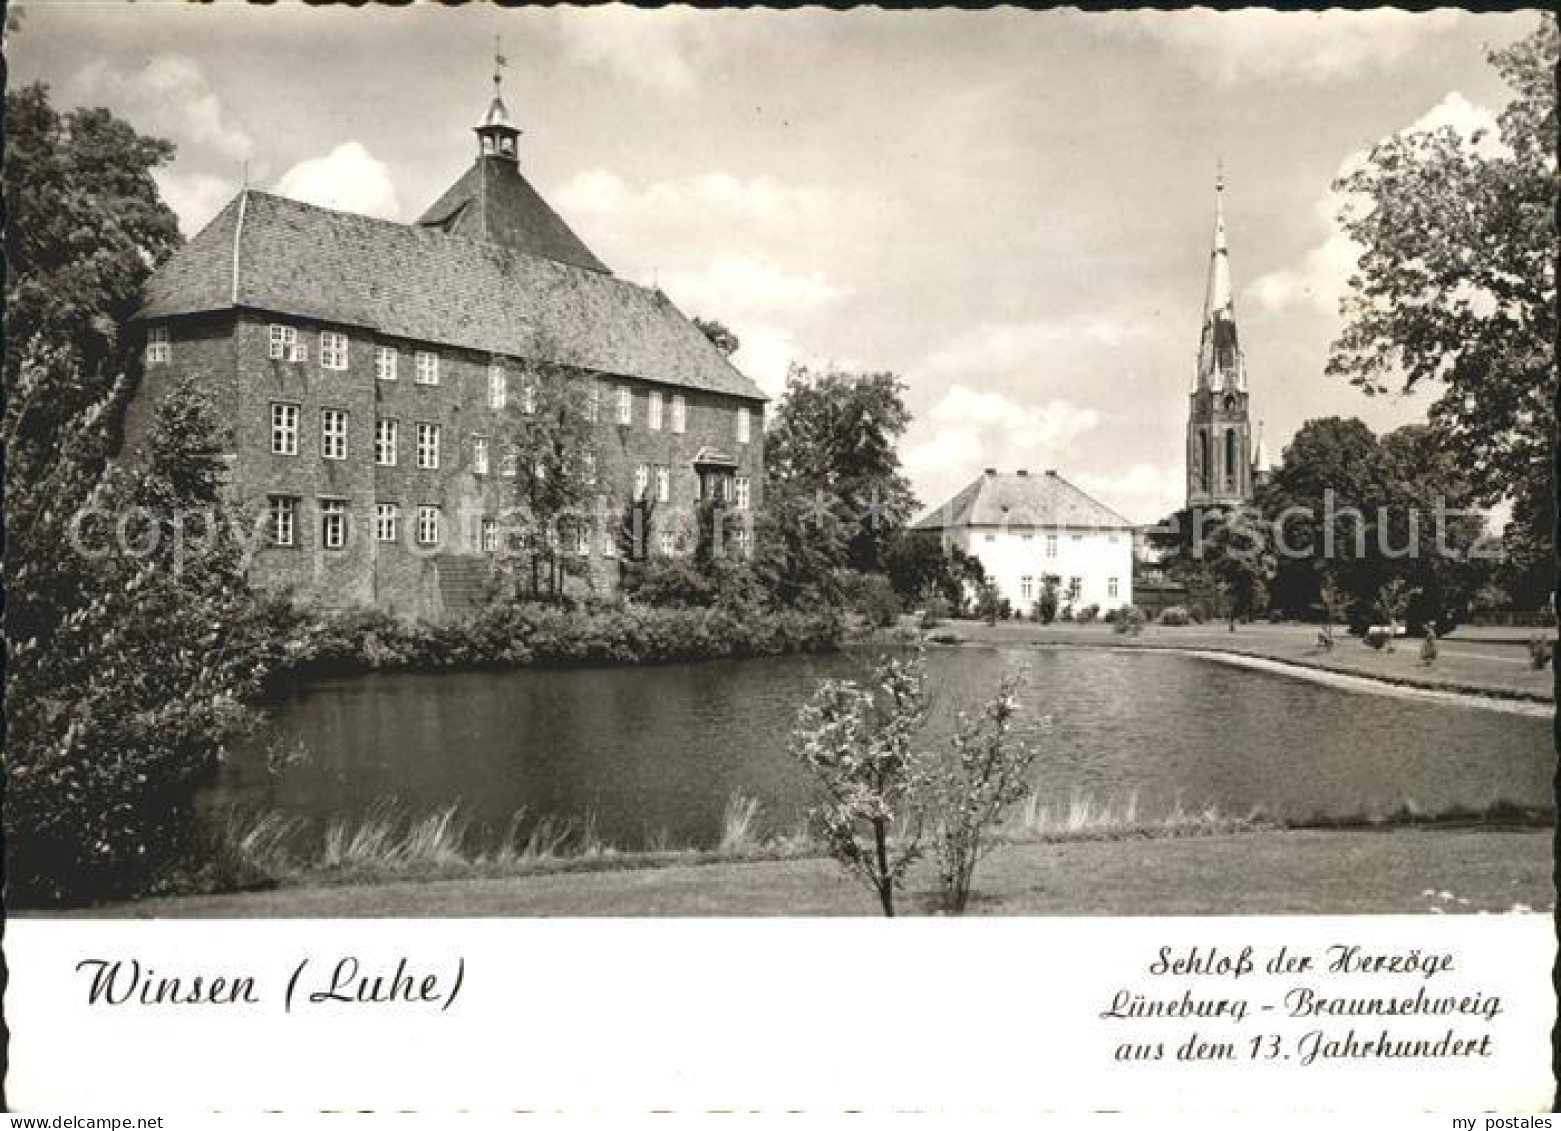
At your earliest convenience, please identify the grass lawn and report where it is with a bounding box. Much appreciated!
[55,826,1551,918]
[938,620,1555,702]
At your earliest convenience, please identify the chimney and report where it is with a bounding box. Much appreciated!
[1016,469,1029,477]
[1045,469,1058,477]
[984,467,997,476]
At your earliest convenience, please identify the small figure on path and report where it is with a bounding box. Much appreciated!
[1420,629,1438,667]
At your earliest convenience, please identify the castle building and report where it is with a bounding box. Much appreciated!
[914,468,1135,614]
[128,80,766,619]
[1185,173,1269,509]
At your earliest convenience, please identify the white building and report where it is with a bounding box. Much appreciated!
[914,468,1135,614]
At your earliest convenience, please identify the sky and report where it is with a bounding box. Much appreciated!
[7,3,1543,523]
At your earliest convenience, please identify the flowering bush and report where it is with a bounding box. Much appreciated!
[925,675,1037,913]
[788,652,929,916]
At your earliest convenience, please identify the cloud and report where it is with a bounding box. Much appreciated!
[74,54,254,162]
[555,169,873,399]
[1100,9,1462,85]
[550,7,712,93]
[1073,463,1184,526]
[920,316,1148,382]
[1246,91,1500,315]
[153,170,234,237]
[272,142,402,220]
[905,386,1101,510]
[661,255,847,323]
[554,169,844,255]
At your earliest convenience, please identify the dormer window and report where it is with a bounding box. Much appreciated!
[145,325,171,364]
[500,137,514,156]
[482,136,496,156]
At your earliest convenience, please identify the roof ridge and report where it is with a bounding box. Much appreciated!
[1040,469,1134,527]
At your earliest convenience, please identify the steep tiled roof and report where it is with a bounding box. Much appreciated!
[416,159,610,275]
[137,190,765,401]
[914,470,1133,530]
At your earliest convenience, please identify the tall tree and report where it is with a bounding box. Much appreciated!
[493,358,604,601]
[4,83,182,470]
[1327,17,1557,606]
[764,364,920,574]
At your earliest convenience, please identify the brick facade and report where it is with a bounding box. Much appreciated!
[128,310,763,618]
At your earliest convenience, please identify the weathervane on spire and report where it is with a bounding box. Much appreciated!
[1215,157,1225,194]
[493,35,508,95]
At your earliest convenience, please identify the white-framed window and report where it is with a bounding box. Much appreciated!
[500,448,518,478]
[374,503,399,544]
[320,408,348,460]
[587,384,602,424]
[1108,577,1120,599]
[671,394,687,434]
[268,324,296,361]
[414,350,439,386]
[270,402,300,456]
[482,518,499,553]
[489,364,507,409]
[601,519,617,558]
[658,530,677,557]
[571,523,590,557]
[375,345,397,381]
[634,463,650,500]
[985,533,996,543]
[1045,534,1058,558]
[416,422,440,469]
[521,382,537,415]
[737,405,751,445]
[734,475,751,511]
[375,418,398,466]
[320,499,347,550]
[655,465,670,503]
[320,331,349,371]
[1022,532,1034,542]
[1072,533,1083,543]
[416,505,440,546]
[733,526,751,558]
[1108,532,1120,544]
[1068,577,1082,599]
[616,385,632,426]
[1020,576,1034,601]
[268,496,296,547]
[472,436,490,476]
[581,451,597,485]
[145,325,171,364]
[648,390,664,431]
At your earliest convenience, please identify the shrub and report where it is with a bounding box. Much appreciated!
[1364,626,1393,651]
[975,581,1002,626]
[1075,604,1099,625]
[1037,577,1060,624]
[1112,605,1147,636]
[925,675,1038,914]
[920,593,951,629]
[266,600,843,683]
[839,570,903,628]
[1188,603,1209,625]
[1158,606,1191,627]
[1528,635,1553,670]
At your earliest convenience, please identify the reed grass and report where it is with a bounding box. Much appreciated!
[196,786,1548,896]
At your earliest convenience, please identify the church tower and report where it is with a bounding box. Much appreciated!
[1185,171,1254,509]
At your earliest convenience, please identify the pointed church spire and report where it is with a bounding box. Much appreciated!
[1195,166,1246,394]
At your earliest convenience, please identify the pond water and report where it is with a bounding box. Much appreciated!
[209,647,1554,849]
